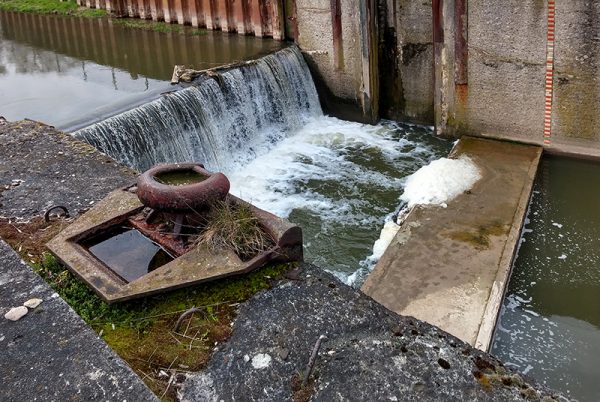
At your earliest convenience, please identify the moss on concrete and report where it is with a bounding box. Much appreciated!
[0,216,293,400]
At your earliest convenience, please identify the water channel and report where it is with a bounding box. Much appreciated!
[2,9,599,400]
[492,156,600,401]
[0,11,282,129]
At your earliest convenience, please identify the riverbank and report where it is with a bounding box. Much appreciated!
[0,0,207,35]
[0,0,106,17]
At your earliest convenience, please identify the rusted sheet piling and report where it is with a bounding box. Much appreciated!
[77,0,285,39]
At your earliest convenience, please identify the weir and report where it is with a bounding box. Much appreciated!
[75,46,321,172]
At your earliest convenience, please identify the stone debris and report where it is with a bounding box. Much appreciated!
[23,298,43,309]
[251,353,272,369]
[4,306,28,321]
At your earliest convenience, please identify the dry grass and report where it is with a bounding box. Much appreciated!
[195,199,274,261]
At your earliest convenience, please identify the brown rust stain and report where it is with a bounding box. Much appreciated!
[447,222,508,251]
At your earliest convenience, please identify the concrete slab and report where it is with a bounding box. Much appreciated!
[0,240,157,402]
[362,136,542,350]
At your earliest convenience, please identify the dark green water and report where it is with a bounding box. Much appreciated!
[155,169,206,186]
[84,227,173,282]
[491,156,600,401]
[0,11,282,129]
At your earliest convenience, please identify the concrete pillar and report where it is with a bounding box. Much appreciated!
[135,0,144,18]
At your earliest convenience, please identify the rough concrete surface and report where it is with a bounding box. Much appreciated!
[0,119,136,221]
[180,263,565,402]
[362,137,541,350]
[445,0,600,157]
[0,240,157,402]
[0,120,156,400]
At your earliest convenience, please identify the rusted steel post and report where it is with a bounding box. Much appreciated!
[213,0,225,30]
[454,0,468,85]
[249,0,263,36]
[205,0,216,29]
[330,0,343,70]
[136,0,146,18]
[188,0,199,27]
[173,0,185,24]
[162,0,172,22]
[270,0,284,40]
[232,0,247,34]
[432,0,445,135]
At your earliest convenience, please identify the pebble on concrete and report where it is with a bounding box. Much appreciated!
[23,298,43,309]
[4,306,28,321]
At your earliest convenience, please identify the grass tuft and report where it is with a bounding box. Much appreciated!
[196,200,275,261]
[0,0,107,17]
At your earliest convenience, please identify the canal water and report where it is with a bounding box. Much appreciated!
[0,11,282,129]
[491,156,600,401]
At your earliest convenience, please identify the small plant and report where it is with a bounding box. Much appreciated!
[196,199,275,261]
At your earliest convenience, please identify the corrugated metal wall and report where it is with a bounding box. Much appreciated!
[78,0,285,39]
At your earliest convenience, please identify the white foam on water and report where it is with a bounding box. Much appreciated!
[228,116,449,286]
[229,116,413,223]
[346,155,481,286]
[400,155,481,208]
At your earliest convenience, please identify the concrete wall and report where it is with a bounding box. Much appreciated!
[379,0,434,124]
[78,0,285,39]
[437,0,600,158]
[294,0,379,122]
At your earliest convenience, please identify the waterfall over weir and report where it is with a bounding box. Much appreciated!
[74,46,322,173]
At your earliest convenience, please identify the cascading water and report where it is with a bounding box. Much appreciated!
[75,45,451,285]
[75,46,321,172]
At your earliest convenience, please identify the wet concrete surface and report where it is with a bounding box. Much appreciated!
[362,137,542,350]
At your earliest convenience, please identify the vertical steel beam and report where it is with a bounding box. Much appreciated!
[330,0,343,70]
[454,0,468,85]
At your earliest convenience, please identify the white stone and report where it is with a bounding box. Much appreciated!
[251,353,272,369]
[23,298,43,309]
[5,306,28,321]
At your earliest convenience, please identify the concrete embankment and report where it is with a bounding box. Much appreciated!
[0,121,564,400]
[362,136,542,351]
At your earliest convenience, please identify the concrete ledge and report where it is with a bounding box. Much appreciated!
[362,137,542,350]
[0,240,157,401]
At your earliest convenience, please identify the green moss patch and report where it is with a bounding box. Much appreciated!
[113,18,207,35]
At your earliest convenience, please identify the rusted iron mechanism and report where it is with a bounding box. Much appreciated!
[47,163,303,303]
[135,163,229,238]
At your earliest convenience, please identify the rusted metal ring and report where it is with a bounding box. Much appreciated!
[44,205,70,222]
[136,163,230,212]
